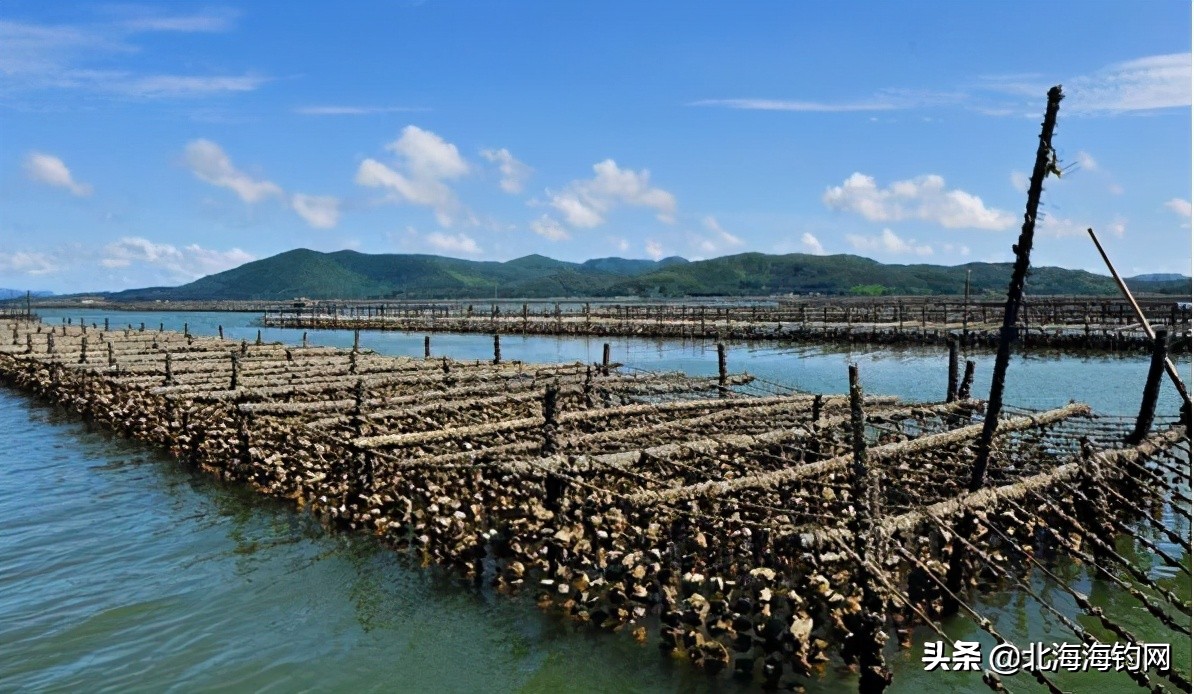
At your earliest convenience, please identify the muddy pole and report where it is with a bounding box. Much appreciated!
[302,331,308,348]
[163,351,174,386]
[958,360,976,400]
[107,341,114,367]
[717,342,728,397]
[229,352,240,390]
[218,325,224,340]
[353,328,360,352]
[948,86,1064,616]
[1128,330,1169,444]
[946,335,959,402]
[602,343,611,376]
[104,317,109,331]
[424,335,431,358]
[78,336,88,364]
[493,334,501,365]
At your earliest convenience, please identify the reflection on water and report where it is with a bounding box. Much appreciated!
[0,309,1187,691]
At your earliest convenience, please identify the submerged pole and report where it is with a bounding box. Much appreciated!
[717,343,728,397]
[1128,330,1169,444]
[946,335,959,402]
[958,360,976,400]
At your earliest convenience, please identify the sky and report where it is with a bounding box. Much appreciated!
[0,1,1190,294]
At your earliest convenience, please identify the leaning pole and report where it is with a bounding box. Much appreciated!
[945,85,1064,611]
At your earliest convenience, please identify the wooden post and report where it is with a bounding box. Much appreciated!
[104,317,109,331]
[353,328,359,352]
[493,334,501,365]
[78,336,88,364]
[302,331,308,348]
[541,382,559,456]
[424,335,431,358]
[717,342,728,397]
[256,329,263,346]
[163,351,174,386]
[946,335,959,402]
[229,352,239,390]
[962,270,971,343]
[218,325,224,340]
[968,85,1063,493]
[107,341,114,367]
[602,343,610,376]
[1127,330,1168,444]
[1088,227,1191,411]
[846,363,891,693]
[958,360,976,400]
[949,85,1064,616]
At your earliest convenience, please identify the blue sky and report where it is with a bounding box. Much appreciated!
[1,1,1190,293]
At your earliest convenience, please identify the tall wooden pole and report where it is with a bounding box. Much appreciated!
[947,85,1064,615]
[967,85,1063,493]
[1088,227,1191,412]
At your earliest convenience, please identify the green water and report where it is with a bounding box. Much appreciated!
[0,309,1188,692]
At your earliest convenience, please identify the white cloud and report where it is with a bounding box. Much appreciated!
[530,215,569,241]
[689,89,964,113]
[100,236,253,280]
[291,194,341,229]
[355,125,469,227]
[1037,215,1089,238]
[425,231,481,255]
[1075,151,1098,171]
[24,152,92,196]
[645,240,665,260]
[481,148,532,194]
[116,9,239,34]
[295,105,426,116]
[824,172,1015,231]
[1109,217,1126,238]
[1069,53,1191,114]
[702,216,744,246]
[800,232,827,255]
[608,236,630,253]
[0,250,59,275]
[119,74,266,97]
[1165,198,1192,218]
[183,139,282,203]
[941,243,972,256]
[0,18,267,98]
[846,228,933,256]
[548,159,677,228]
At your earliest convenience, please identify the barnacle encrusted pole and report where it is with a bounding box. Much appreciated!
[947,84,1063,611]
[1128,329,1169,444]
[844,364,891,693]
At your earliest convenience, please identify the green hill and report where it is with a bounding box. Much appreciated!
[94,248,1188,301]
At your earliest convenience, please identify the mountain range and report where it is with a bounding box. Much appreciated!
[35,249,1194,301]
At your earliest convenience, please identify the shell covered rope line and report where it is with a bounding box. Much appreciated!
[0,317,1188,692]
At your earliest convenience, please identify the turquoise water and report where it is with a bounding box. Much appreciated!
[1,309,1188,692]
